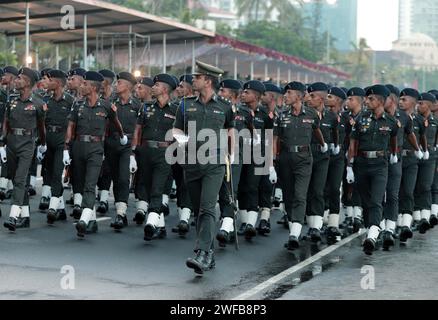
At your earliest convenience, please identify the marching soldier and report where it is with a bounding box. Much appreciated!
[273,81,326,249]
[1,67,47,231]
[63,71,128,238]
[428,89,438,226]
[305,82,333,242]
[132,74,177,240]
[135,77,154,103]
[173,61,234,274]
[347,85,398,255]
[44,70,75,224]
[107,72,141,230]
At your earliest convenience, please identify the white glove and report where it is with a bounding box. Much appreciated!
[120,135,128,146]
[129,155,137,173]
[269,166,277,184]
[415,150,424,160]
[332,145,340,155]
[346,166,355,184]
[253,132,261,146]
[0,146,7,163]
[423,150,430,160]
[174,133,190,147]
[229,153,235,165]
[320,143,328,153]
[390,153,398,165]
[37,144,47,161]
[63,150,71,166]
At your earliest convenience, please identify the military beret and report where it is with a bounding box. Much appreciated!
[363,86,371,93]
[18,67,38,83]
[99,69,116,80]
[366,84,390,99]
[117,72,137,85]
[340,87,348,94]
[179,74,193,86]
[307,82,329,93]
[139,77,154,87]
[420,92,437,103]
[69,68,87,78]
[220,79,242,90]
[263,82,282,94]
[3,66,19,76]
[400,88,420,100]
[171,75,179,88]
[193,60,224,77]
[284,81,306,93]
[154,73,177,90]
[428,89,438,100]
[47,69,67,80]
[84,71,104,82]
[40,68,52,78]
[347,87,366,97]
[33,69,42,82]
[328,87,347,100]
[385,84,400,97]
[243,80,265,94]
[0,68,4,77]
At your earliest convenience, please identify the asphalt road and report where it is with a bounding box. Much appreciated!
[0,181,437,300]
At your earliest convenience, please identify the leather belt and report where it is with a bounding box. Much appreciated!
[47,125,64,133]
[283,145,310,153]
[11,128,34,136]
[401,149,415,157]
[358,150,386,159]
[427,145,438,152]
[111,132,133,139]
[142,140,170,148]
[76,135,103,143]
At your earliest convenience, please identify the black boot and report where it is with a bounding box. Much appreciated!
[57,209,67,221]
[160,203,170,217]
[133,210,146,225]
[430,215,438,227]
[237,223,247,236]
[286,235,300,250]
[363,238,376,255]
[176,220,190,236]
[28,186,36,196]
[382,231,395,250]
[3,217,17,231]
[86,220,98,234]
[244,224,256,241]
[15,217,30,229]
[39,197,50,211]
[97,201,108,215]
[144,224,156,241]
[399,226,413,242]
[186,250,215,275]
[257,219,271,236]
[326,226,341,245]
[308,228,322,243]
[111,215,128,230]
[0,188,6,201]
[353,217,364,233]
[418,218,431,234]
[216,230,231,247]
[47,209,57,225]
[76,220,87,238]
[70,205,82,220]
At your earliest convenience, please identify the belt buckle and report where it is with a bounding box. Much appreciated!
[369,151,377,159]
[292,146,299,152]
[84,135,91,142]
[16,128,23,135]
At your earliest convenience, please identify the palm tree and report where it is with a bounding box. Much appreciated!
[236,0,268,22]
[264,0,304,30]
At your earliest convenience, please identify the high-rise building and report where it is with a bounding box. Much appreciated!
[399,0,438,42]
[302,0,358,52]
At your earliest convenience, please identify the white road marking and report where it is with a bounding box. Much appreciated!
[232,229,367,300]
[72,217,111,225]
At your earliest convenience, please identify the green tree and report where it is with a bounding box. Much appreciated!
[236,0,268,22]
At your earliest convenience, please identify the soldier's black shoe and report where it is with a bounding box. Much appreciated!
[86,220,98,234]
[418,218,431,234]
[5,189,12,199]
[272,199,281,208]
[169,188,177,200]
[57,209,67,221]
[326,226,341,245]
[186,250,215,275]
[340,217,352,229]
[160,203,170,217]
[244,224,257,241]
[16,217,30,229]
[176,220,190,236]
[47,209,57,225]
[237,223,247,236]
[39,197,50,211]
[76,221,87,238]
[153,227,167,239]
[308,228,322,243]
[28,186,36,196]
[111,215,128,230]
[133,210,146,225]
[430,215,438,227]
[3,217,17,232]
[257,219,271,236]
[382,231,395,250]
[363,238,376,255]
[0,188,6,201]
[97,201,108,215]
[399,226,413,242]
[353,218,364,233]
[287,235,300,250]
[70,205,82,220]
[217,230,231,247]
[144,224,156,241]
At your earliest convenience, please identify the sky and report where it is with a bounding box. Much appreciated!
[357,0,399,51]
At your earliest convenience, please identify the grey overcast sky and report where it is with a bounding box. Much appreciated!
[357,0,399,50]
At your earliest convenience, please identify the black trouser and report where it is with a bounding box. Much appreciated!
[258,174,273,209]
[6,134,35,206]
[97,158,112,191]
[136,145,171,213]
[399,155,419,215]
[383,158,402,222]
[432,159,438,204]
[324,152,345,214]
[238,163,263,212]
[71,141,104,209]
[185,164,225,252]
[414,157,436,210]
[105,137,131,204]
[172,163,192,210]
[163,172,173,196]
[279,150,313,225]
[355,157,388,228]
[219,163,242,218]
[45,132,65,197]
[0,161,8,179]
[307,149,330,217]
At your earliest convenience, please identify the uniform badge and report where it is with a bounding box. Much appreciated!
[349,118,356,126]
[164,113,176,120]
[24,104,35,111]
[232,104,237,113]
[96,112,106,117]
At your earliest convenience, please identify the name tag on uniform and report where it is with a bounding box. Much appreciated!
[302,119,314,124]
[96,112,106,117]
[322,123,331,127]
[187,108,197,112]
[213,110,224,115]
[164,113,176,120]
[24,104,35,111]
[379,126,390,132]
